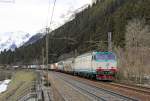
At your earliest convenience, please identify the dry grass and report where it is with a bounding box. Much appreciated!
[0,70,37,101]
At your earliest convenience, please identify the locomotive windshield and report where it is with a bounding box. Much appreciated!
[95,52,116,61]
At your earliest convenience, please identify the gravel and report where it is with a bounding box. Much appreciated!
[48,72,92,101]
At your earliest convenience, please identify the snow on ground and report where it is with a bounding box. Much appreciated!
[0,79,11,93]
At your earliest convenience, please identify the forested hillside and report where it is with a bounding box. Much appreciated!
[0,0,150,65]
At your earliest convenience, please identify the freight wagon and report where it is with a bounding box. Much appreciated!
[57,61,64,72]
[62,58,74,74]
[49,63,58,71]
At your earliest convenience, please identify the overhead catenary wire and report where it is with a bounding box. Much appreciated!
[46,0,78,62]
[46,0,57,64]
[49,0,57,28]
[46,0,57,29]
[45,0,57,86]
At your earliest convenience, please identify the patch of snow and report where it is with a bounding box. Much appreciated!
[0,79,11,93]
[3,79,11,84]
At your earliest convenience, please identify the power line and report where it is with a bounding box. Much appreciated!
[45,0,57,86]
[46,0,57,64]
[49,0,57,28]
[46,0,51,27]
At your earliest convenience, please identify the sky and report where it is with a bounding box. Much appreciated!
[0,0,92,35]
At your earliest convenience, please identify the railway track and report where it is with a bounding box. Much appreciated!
[55,72,150,101]
[55,73,138,101]
[109,82,150,95]
[56,74,106,101]
[59,72,150,95]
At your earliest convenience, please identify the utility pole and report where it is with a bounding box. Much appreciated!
[42,48,45,67]
[44,0,56,86]
[46,27,50,86]
[108,32,112,52]
[46,27,49,67]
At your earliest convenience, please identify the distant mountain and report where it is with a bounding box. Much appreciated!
[0,31,32,51]
[23,33,46,46]
[9,43,17,51]
[0,31,47,52]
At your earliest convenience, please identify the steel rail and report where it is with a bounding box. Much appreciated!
[56,74,106,101]
[109,82,150,94]
[57,73,138,101]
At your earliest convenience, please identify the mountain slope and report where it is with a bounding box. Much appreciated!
[0,31,32,51]
[23,33,46,46]
[0,0,150,64]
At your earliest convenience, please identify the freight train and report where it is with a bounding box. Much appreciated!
[50,51,118,80]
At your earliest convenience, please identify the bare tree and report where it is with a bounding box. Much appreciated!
[125,19,150,48]
[115,18,150,84]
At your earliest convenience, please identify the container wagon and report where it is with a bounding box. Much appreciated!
[63,58,74,74]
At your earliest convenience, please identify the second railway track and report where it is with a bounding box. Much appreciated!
[109,82,150,95]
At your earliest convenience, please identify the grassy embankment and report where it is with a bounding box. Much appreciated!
[0,70,37,101]
[0,70,12,81]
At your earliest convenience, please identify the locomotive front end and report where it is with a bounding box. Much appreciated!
[93,52,118,80]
